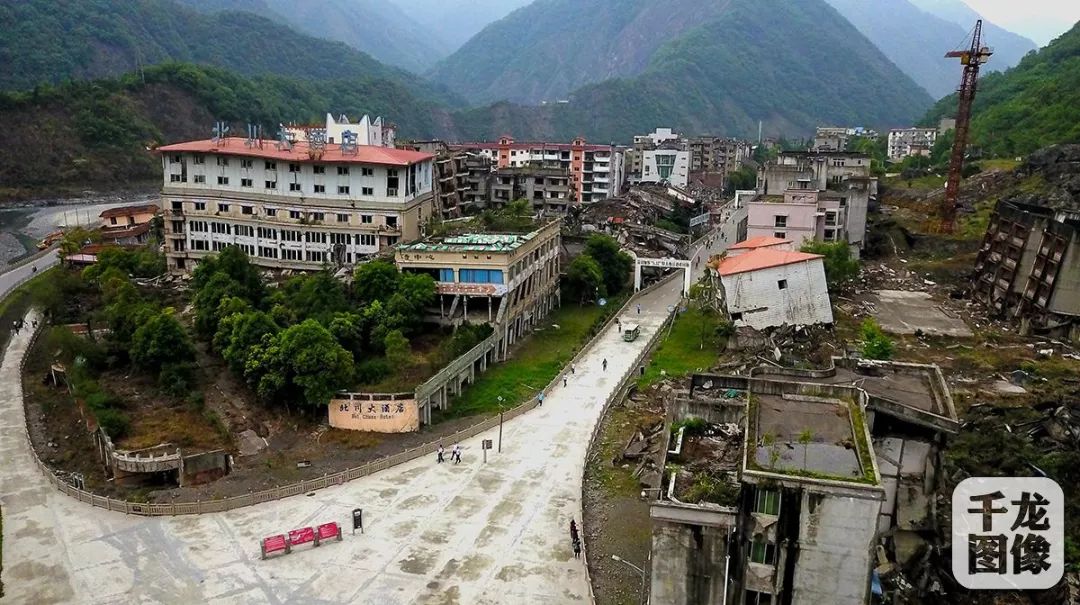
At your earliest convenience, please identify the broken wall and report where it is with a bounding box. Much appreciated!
[790,491,879,605]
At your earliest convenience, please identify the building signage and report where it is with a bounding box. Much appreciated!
[329,395,420,433]
[437,283,509,296]
[636,257,692,270]
[689,212,711,228]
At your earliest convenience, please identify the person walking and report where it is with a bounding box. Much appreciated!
[452,444,462,464]
[572,538,581,559]
[636,303,641,315]
[538,391,545,407]
[602,358,608,372]
[563,376,568,388]
[571,363,576,375]
[570,520,579,542]
[616,317,621,332]
[437,444,445,464]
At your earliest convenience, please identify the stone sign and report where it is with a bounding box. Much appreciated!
[329,394,420,433]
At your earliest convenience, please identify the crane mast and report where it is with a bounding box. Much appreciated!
[941,20,992,233]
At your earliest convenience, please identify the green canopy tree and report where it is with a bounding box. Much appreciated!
[565,255,604,304]
[244,319,353,408]
[194,272,242,336]
[353,260,400,306]
[799,241,859,291]
[220,310,279,374]
[131,307,195,372]
[584,234,633,296]
[192,246,265,304]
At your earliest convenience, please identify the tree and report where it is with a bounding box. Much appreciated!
[353,260,400,306]
[220,310,279,374]
[58,227,100,259]
[860,319,895,360]
[565,255,604,304]
[192,246,265,304]
[194,272,241,336]
[725,165,758,195]
[797,429,813,470]
[584,234,633,296]
[384,329,412,369]
[245,320,353,408]
[274,270,349,325]
[800,241,859,291]
[131,308,195,372]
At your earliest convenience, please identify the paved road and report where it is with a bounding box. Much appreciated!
[0,250,59,299]
[0,225,737,604]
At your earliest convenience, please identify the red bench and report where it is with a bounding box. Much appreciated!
[260,534,289,559]
[317,522,342,543]
[288,526,317,550]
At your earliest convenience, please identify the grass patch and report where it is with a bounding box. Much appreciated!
[444,300,618,418]
[637,308,726,388]
[977,158,1021,172]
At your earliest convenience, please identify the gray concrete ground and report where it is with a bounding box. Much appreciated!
[0,227,734,604]
[869,290,973,338]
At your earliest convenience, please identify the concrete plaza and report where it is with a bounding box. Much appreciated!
[0,222,738,604]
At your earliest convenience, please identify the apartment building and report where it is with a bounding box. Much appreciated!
[757,151,873,250]
[395,219,561,348]
[972,198,1080,340]
[157,136,435,272]
[887,127,939,161]
[746,190,847,249]
[688,136,751,177]
[98,203,159,245]
[451,136,624,203]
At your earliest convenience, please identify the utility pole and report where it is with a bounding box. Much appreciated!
[942,20,992,233]
[497,395,504,452]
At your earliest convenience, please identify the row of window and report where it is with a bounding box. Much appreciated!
[174,201,396,226]
[171,155,377,176]
[172,173,382,196]
[184,223,379,247]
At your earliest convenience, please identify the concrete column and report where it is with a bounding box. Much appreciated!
[683,266,692,295]
[634,260,642,291]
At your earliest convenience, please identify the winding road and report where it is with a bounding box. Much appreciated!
[0,208,743,604]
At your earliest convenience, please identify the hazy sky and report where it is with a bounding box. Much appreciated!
[964,0,1080,45]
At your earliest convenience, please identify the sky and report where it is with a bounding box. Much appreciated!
[963,0,1080,45]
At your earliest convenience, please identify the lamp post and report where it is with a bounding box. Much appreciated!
[611,554,648,605]
[497,395,504,453]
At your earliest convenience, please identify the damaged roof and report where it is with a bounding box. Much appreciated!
[716,249,822,276]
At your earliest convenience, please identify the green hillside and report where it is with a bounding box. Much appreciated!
[0,0,458,105]
[176,0,451,73]
[0,63,452,196]
[443,0,933,140]
[922,21,1080,157]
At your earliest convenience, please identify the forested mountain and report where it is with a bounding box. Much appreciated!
[435,0,933,138]
[0,0,458,105]
[922,21,1080,157]
[176,0,450,73]
[908,0,1038,66]
[387,0,533,51]
[0,64,453,194]
[825,0,1008,99]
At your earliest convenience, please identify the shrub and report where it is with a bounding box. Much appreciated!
[355,357,391,385]
[159,362,196,397]
[860,319,895,360]
[84,390,123,412]
[96,408,130,440]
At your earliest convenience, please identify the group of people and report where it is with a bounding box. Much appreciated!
[436,444,462,464]
[570,519,582,559]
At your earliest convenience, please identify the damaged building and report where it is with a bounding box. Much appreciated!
[755,150,875,251]
[649,357,958,605]
[972,198,1080,340]
[709,237,833,330]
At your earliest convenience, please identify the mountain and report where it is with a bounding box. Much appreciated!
[921,21,1080,157]
[908,0,1038,67]
[433,0,933,138]
[0,0,458,105]
[824,0,985,99]
[387,0,534,51]
[0,63,452,196]
[176,0,450,73]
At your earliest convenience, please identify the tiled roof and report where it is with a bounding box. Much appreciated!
[100,204,159,219]
[156,138,433,166]
[451,141,614,152]
[728,236,788,250]
[716,248,822,276]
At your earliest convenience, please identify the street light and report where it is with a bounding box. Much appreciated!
[497,395,505,453]
[611,554,648,605]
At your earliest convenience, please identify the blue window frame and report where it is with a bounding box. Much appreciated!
[439,268,455,282]
[459,269,504,284]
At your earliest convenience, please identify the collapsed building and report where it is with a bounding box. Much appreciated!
[649,357,958,605]
[971,146,1080,341]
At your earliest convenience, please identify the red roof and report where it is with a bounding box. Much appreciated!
[716,248,823,276]
[100,203,159,219]
[728,236,789,250]
[156,138,433,166]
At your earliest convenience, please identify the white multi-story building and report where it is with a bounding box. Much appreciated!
[157,136,435,272]
[641,148,691,188]
[887,127,939,161]
[284,113,397,148]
